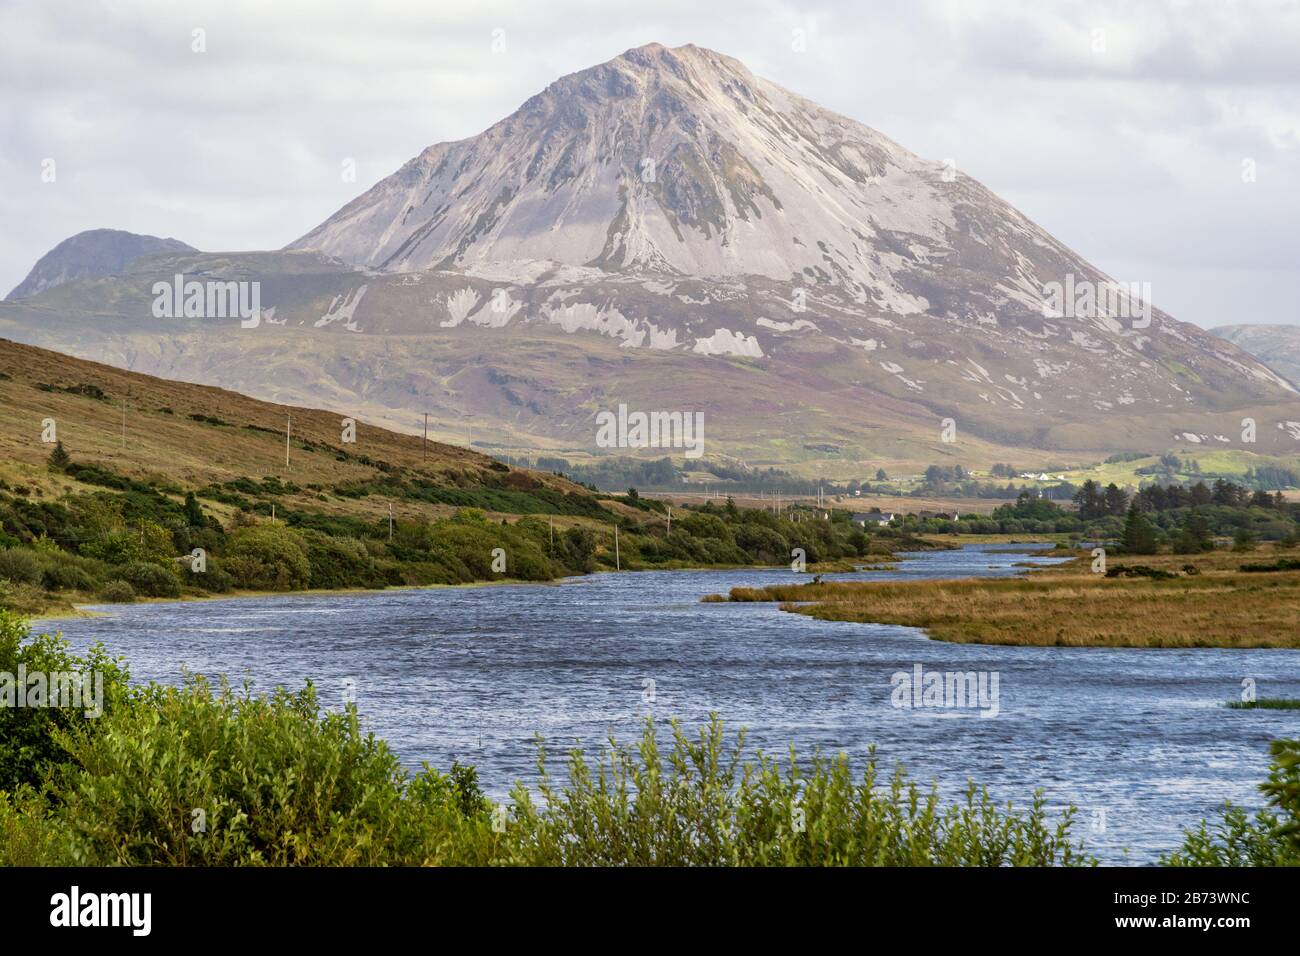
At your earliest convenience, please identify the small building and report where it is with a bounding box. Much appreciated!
[851,511,895,527]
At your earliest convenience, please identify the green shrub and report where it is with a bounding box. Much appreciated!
[0,548,41,586]
[0,785,66,865]
[36,551,103,592]
[0,612,130,793]
[734,525,790,564]
[119,560,182,598]
[1164,738,1300,865]
[302,531,383,590]
[41,564,97,593]
[506,716,1091,866]
[222,523,311,591]
[187,556,233,593]
[46,678,501,866]
[98,580,136,603]
[76,518,175,567]
[0,580,48,615]
[557,527,597,571]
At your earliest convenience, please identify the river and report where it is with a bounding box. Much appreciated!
[47,543,1300,864]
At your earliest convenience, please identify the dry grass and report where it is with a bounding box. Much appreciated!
[716,547,1300,648]
[0,337,600,528]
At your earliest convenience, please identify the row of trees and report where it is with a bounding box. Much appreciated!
[1074,478,1290,521]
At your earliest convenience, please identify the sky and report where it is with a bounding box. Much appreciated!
[1,0,1297,327]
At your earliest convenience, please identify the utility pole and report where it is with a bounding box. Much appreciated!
[121,398,127,449]
[285,414,291,469]
[548,515,554,553]
[388,502,394,541]
[271,504,276,522]
[666,506,672,536]
[614,524,620,571]
[422,413,428,460]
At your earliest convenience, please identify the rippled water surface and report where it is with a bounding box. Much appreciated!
[50,543,1300,864]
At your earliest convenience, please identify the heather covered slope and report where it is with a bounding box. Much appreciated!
[0,334,589,516]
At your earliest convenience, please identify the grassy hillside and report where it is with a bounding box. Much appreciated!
[0,337,638,614]
[0,336,593,517]
[0,337,915,615]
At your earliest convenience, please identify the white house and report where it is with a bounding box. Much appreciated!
[851,512,895,527]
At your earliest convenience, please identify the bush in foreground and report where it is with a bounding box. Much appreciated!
[0,615,1292,867]
[46,678,499,866]
[506,718,1091,866]
[0,618,1092,866]
[0,611,130,793]
[1163,738,1300,866]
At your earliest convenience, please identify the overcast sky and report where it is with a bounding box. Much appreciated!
[2,0,1297,327]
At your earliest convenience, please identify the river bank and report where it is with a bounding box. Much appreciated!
[27,555,912,624]
[711,544,1300,648]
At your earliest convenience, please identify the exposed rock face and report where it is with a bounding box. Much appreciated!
[286,43,1293,423]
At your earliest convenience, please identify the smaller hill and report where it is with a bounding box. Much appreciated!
[1212,324,1300,388]
[7,229,196,300]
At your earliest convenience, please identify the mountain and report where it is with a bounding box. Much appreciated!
[1212,324,1300,388]
[291,42,986,288]
[7,229,196,300]
[1,44,1296,476]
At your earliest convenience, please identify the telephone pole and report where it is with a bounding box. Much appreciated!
[285,414,291,469]
[388,502,394,541]
[614,524,620,571]
[422,413,428,460]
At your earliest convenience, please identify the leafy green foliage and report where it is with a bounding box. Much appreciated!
[0,548,42,585]
[507,716,1092,866]
[0,612,129,792]
[98,580,135,603]
[118,560,182,598]
[45,678,501,866]
[46,441,71,471]
[222,523,312,591]
[0,646,1092,867]
[1164,739,1300,866]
